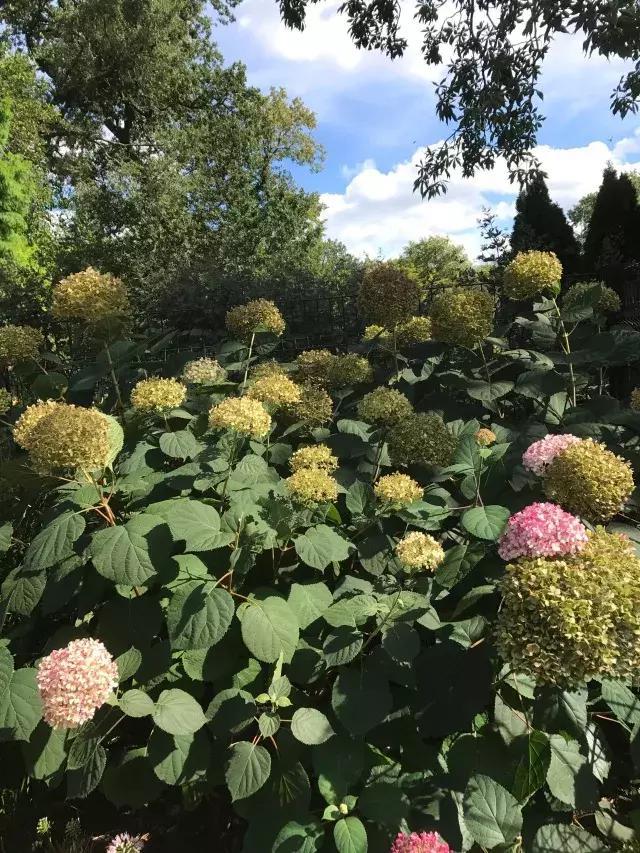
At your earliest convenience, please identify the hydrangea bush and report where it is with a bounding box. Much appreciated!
[2,255,640,851]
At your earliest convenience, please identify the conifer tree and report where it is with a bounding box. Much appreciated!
[584,166,640,274]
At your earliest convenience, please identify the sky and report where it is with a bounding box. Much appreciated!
[213,0,640,261]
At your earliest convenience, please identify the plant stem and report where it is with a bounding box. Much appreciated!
[241,332,256,395]
[104,344,125,412]
[551,297,577,408]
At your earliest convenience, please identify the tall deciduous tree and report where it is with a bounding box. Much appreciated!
[584,165,640,277]
[398,236,471,293]
[511,174,579,274]
[277,1,640,197]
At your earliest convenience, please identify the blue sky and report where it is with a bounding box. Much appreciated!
[214,1,640,259]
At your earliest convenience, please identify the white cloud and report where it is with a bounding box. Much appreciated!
[321,133,640,260]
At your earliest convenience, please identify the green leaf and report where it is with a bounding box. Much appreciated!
[90,514,172,586]
[382,623,420,662]
[463,774,523,848]
[22,723,68,785]
[159,429,199,459]
[313,737,365,805]
[67,744,106,798]
[1,567,46,616]
[258,712,280,738]
[294,525,352,571]
[273,821,324,853]
[167,581,234,650]
[291,708,334,745]
[24,512,85,571]
[532,824,607,853]
[601,680,640,729]
[147,498,222,551]
[148,728,210,785]
[0,523,12,553]
[547,735,587,806]
[462,505,510,541]
[467,380,514,403]
[226,741,271,801]
[120,689,154,718]
[240,597,299,663]
[152,689,206,735]
[323,628,363,668]
[116,647,142,682]
[435,541,485,589]
[332,668,392,736]
[333,817,367,853]
[101,747,165,808]
[0,667,42,741]
[206,688,256,736]
[345,480,373,516]
[288,582,332,630]
[359,782,409,826]
[513,730,550,801]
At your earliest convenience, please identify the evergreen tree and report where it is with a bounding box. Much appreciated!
[584,166,640,275]
[510,173,580,273]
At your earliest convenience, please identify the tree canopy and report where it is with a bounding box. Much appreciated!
[277,0,640,197]
[583,165,640,277]
[398,235,471,293]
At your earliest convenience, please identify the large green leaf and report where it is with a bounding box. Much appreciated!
[294,525,352,571]
[463,774,523,848]
[333,817,367,853]
[462,506,510,541]
[467,380,514,404]
[167,581,234,650]
[547,735,589,806]
[512,730,550,802]
[90,514,172,586]
[101,748,165,808]
[600,680,640,730]
[120,689,154,718]
[226,741,271,801]
[0,667,42,742]
[67,743,106,799]
[0,523,12,553]
[288,582,332,630]
[532,824,607,852]
[240,597,299,663]
[22,723,68,785]
[159,429,199,460]
[148,728,210,785]
[147,498,222,551]
[24,511,85,571]
[152,689,206,735]
[273,821,324,853]
[358,782,409,826]
[1,567,46,616]
[331,668,391,736]
[291,708,334,745]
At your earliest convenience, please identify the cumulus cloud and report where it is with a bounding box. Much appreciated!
[321,135,640,259]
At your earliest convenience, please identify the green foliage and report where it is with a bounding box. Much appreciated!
[584,165,640,274]
[397,235,472,293]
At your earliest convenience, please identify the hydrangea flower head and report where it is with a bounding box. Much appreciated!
[563,280,620,315]
[247,373,301,407]
[430,289,495,348]
[13,400,63,450]
[131,378,186,413]
[498,502,588,561]
[391,831,451,853]
[396,532,445,572]
[475,427,496,447]
[497,528,640,686]
[503,251,563,300]
[0,324,44,365]
[631,388,640,411]
[285,468,339,505]
[296,349,336,386]
[290,444,338,473]
[52,268,129,323]
[182,357,226,385]
[0,388,13,416]
[544,438,634,522]
[209,396,271,438]
[225,299,285,341]
[283,383,333,430]
[357,387,413,427]
[106,834,146,853]
[36,639,118,729]
[388,413,457,468]
[27,404,112,474]
[328,353,373,388]
[522,433,581,476]
[358,262,420,328]
[375,473,422,506]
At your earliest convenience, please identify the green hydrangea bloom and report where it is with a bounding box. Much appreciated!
[357,387,413,427]
[388,413,457,467]
[563,280,621,315]
[430,290,494,348]
[503,251,563,300]
[358,262,420,328]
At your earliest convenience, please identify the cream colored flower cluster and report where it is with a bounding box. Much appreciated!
[0,324,44,365]
[182,357,227,385]
[209,396,271,438]
[52,268,130,323]
[0,388,13,416]
[295,349,372,389]
[395,532,445,573]
[430,290,495,348]
[225,299,285,341]
[503,251,562,300]
[131,378,187,414]
[363,315,432,347]
[374,473,422,506]
[286,442,339,505]
[290,444,338,473]
[247,373,302,408]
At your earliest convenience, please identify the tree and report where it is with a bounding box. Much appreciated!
[570,171,640,243]
[277,1,640,197]
[0,100,34,268]
[398,236,471,293]
[511,174,580,273]
[584,165,640,277]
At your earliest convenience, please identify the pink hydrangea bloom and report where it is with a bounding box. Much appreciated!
[498,502,588,561]
[391,832,451,853]
[106,835,146,853]
[522,433,581,476]
[36,638,118,729]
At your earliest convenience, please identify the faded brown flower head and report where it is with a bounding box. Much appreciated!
[374,473,423,506]
[430,290,495,348]
[296,349,336,386]
[503,251,563,300]
[388,413,457,468]
[0,325,44,365]
[27,405,111,474]
[475,427,496,447]
[285,467,339,506]
[225,299,285,341]
[208,396,271,438]
[52,268,129,323]
[328,353,373,388]
[284,384,333,429]
[290,444,338,473]
[131,378,187,414]
[358,262,420,328]
[543,438,634,522]
[247,374,302,408]
[497,528,640,686]
[14,400,64,450]
[357,387,413,427]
